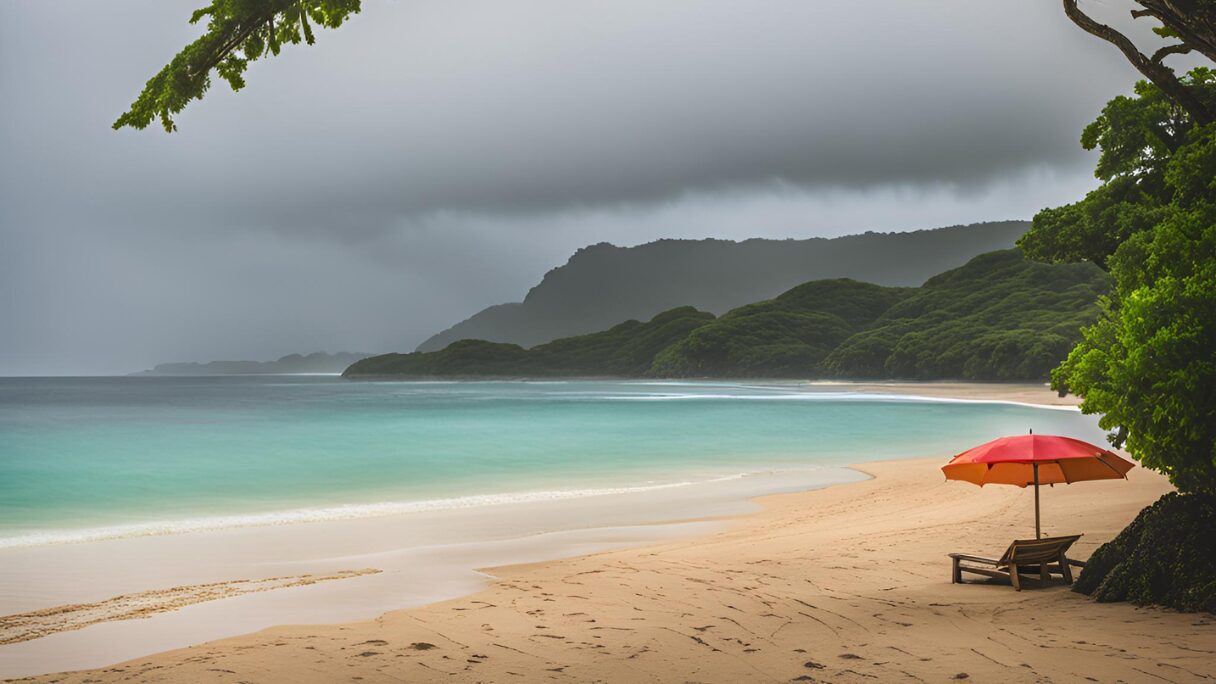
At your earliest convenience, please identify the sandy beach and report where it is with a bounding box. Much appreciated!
[16,459,1206,683]
[804,380,1083,408]
[7,382,1212,682]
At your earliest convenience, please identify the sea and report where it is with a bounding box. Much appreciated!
[0,376,1108,549]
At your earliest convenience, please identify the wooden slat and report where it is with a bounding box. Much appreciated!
[947,553,999,565]
[956,566,1009,580]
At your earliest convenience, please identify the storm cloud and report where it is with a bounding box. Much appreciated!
[0,0,1179,374]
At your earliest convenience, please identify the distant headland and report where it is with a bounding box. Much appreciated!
[132,352,372,376]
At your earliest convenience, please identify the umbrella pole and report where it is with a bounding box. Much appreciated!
[1033,462,1041,539]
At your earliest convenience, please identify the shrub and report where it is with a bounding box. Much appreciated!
[1074,492,1216,613]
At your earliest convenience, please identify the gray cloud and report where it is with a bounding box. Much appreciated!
[0,0,1173,374]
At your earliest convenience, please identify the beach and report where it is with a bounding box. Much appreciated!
[5,382,1211,682]
[812,380,1082,408]
[15,455,1209,683]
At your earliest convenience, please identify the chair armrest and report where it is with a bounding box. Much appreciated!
[948,553,999,565]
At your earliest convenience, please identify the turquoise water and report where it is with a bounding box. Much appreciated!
[0,377,1106,545]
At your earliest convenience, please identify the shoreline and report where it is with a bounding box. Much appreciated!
[17,457,1208,683]
[0,468,867,678]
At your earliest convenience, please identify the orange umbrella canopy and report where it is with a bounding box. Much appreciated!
[943,434,1135,487]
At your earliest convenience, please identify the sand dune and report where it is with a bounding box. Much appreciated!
[18,456,1212,683]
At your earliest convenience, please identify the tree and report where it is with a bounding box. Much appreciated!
[114,0,361,132]
[1018,4,1216,495]
[1053,205,1215,497]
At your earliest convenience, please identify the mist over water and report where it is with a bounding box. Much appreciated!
[0,377,1106,546]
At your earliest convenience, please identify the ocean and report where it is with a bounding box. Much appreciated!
[0,376,1107,548]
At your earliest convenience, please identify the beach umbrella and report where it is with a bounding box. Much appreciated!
[942,431,1135,538]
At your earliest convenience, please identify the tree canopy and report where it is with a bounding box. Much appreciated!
[1041,115,1216,494]
[1020,69,1215,269]
[1020,4,1216,495]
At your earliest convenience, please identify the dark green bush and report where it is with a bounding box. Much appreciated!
[1074,492,1216,613]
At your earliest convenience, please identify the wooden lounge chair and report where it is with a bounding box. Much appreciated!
[949,534,1084,591]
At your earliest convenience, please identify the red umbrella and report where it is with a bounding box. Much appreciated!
[942,431,1135,538]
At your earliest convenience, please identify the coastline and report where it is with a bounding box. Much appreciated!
[0,468,866,678]
[17,457,1207,683]
[4,381,1178,682]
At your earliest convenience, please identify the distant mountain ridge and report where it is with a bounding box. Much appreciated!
[417,221,1030,352]
[134,352,372,376]
[349,249,1110,382]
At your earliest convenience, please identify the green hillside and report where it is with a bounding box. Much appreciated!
[346,250,1110,381]
[649,280,910,377]
[823,250,1110,380]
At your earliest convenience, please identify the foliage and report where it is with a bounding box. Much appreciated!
[649,280,908,377]
[1074,492,1216,613]
[114,0,361,131]
[1043,79,1216,494]
[1019,70,1216,268]
[1053,201,1216,493]
[822,250,1109,381]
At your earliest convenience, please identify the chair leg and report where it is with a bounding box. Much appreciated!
[952,557,962,584]
[1009,566,1021,591]
[1060,552,1074,584]
[1040,563,1049,582]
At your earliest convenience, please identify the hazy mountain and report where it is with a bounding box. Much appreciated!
[351,249,1109,382]
[133,352,372,376]
[417,221,1029,352]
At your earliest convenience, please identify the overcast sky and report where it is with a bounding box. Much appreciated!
[0,0,1175,375]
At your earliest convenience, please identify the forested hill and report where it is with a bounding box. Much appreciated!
[416,221,1029,352]
[347,249,1110,381]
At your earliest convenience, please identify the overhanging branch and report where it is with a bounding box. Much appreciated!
[1151,43,1192,63]
[1133,1,1216,64]
[1063,0,1214,125]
